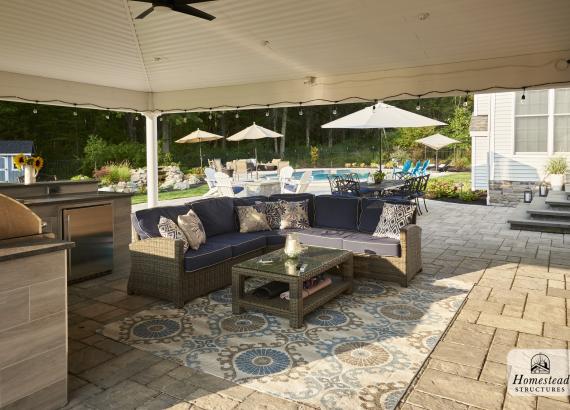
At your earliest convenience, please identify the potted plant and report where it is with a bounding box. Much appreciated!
[372,170,386,183]
[545,157,568,191]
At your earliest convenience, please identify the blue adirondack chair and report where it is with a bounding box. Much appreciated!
[393,159,412,179]
[417,159,430,176]
[408,161,422,177]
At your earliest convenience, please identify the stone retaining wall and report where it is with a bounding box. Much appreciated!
[488,180,542,207]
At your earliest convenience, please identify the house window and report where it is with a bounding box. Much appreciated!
[514,90,548,153]
[554,88,570,152]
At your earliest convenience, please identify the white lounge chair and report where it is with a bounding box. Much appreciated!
[203,167,218,197]
[278,166,294,192]
[281,170,311,194]
[214,172,245,197]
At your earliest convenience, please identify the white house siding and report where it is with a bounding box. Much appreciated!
[472,136,489,190]
[477,89,570,206]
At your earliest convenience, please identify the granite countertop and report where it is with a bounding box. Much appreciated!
[16,191,133,205]
[0,179,98,188]
[0,235,74,262]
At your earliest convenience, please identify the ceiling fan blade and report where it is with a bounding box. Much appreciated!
[135,7,155,19]
[173,4,215,20]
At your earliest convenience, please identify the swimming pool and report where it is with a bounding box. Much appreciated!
[264,169,371,181]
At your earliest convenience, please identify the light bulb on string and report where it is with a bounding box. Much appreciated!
[208,109,213,120]
[463,91,469,107]
[235,108,240,119]
[373,99,378,111]
[332,104,337,116]
[135,114,139,121]
[105,111,110,120]
[33,107,38,114]
[416,98,421,111]
[265,106,270,117]
[298,103,303,116]
[73,104,78,116]
[521,88,526,104]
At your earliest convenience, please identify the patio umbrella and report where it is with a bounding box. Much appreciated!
[415,133,459,171]
[227,122,283,178]
[175,128,224,168]
[321,102,445,172]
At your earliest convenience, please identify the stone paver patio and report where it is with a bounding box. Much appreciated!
[65,199,570,409]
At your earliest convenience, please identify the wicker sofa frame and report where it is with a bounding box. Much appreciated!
[128,223,421,308]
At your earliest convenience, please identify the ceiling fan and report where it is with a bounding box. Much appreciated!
[132,0,216,21]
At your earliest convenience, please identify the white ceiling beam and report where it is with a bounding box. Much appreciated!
[0,71,149,111]
[153,50,570,112]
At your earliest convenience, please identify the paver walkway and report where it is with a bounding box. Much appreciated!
[65,200,570,409]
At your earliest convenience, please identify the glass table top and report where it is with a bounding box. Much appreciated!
[234,246,350,277]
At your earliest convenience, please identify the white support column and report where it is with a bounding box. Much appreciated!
[144,111,161,208]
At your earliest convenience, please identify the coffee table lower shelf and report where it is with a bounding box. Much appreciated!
[234,278,351,328]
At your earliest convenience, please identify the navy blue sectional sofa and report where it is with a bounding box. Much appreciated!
[129,193,422,307]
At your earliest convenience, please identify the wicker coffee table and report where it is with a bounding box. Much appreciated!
[232,246,353,328]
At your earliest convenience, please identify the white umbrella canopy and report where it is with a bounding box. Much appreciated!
[321,102,446,172]
[321,102,446,129]
[227,122,283,141]
[175,128,223,168]
[227,123,283,178]
[415,133,459,150]
[415,133,459,170]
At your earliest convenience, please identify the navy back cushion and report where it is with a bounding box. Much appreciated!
[270,193,315,225]
[132,205,191,239]
[314,195,359,231]
[191,197,236,237]
[233,195,269,207]
[358,198,385,233]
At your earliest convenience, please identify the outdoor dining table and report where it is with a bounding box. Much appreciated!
[360,179,405,197]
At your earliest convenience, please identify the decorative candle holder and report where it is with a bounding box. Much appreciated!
[284,233,303,258]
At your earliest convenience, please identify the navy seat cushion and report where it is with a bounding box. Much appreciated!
[296,227,352,249]
[191,197,236,237]
[270,193,315,225]
[358,198,386,233]
[208,232,267,257]
[132,205,191,239]
[314,195,360,230]
[184,242,233,272]
[342,233,401,257]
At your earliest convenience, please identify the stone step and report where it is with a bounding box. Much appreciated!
[508,201,570,233]
[545,191,570,207]
[527,207,570,219]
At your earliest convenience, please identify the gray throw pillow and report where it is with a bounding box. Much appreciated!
[178,210,206,250]
[280,200,310,230]
[158,216,190,252]
[236,206,271,233]
[373,203,416,240]
[255,201,285,230]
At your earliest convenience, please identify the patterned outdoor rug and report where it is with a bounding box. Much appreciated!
[102,275,471,409]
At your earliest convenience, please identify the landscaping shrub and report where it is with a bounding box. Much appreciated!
[82,135,146,173]
[450,156,471,171]
[94,161,132,186]
[545,157,568,175]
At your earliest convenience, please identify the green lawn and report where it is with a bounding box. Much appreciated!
[131,184,209,205]
[432,172,471,190]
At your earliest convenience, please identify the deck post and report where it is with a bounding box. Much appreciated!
[144,111,160,208]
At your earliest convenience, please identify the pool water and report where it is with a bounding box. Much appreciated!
[264,169,371,181]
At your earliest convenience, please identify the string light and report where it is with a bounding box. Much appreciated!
[208,108,213,120]
[105,111,110,120]
[235,107,240,119]
[73,104,78,116]
[298,102,303,116]
[265,105,270,117]
[135,114,139,121]
[2,79,568,115]
[183,110,187,123]
[463,91,469,107]
[332,103,337,115]
[416,97,421,111]
[373,99,378,111]
[521,87,526,104]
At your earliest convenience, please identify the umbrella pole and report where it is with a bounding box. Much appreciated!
[255,145,258,180]
[435,149,439,172]
[378,129,383,173]
[199,143,203,169]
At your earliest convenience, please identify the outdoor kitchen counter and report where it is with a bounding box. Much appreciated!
[0,234,73,261]
[14,191,132,206]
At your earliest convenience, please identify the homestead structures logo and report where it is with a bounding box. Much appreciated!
[508,349,570,396]
[531,353,550,374]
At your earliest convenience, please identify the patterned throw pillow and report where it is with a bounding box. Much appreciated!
[280,200,310,230]
[158,216,190,252]
[236,206,271,233]
[373,203,416,240]
[255,201,285,230]
[177,210,206,250]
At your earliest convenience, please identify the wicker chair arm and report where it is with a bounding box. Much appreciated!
[129,237,185,262]
[400,224,421,243]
